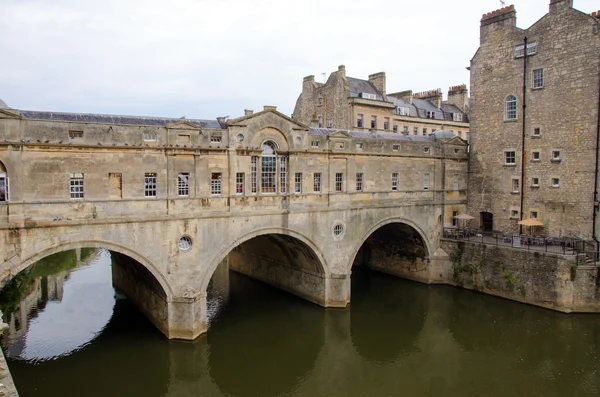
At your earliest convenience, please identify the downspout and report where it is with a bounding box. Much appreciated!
[519,36,528,235]
[592,55,600,252]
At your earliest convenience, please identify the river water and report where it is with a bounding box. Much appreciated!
[1,249,599,397]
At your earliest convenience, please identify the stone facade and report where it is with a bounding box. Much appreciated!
[0,104,467,339]
[292,65,471,141]
[468,0,600,240]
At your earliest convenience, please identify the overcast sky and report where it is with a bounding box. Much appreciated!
[0,0,596,120]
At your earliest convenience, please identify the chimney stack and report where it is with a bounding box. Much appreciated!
[447,85,469,114]
[414,89,443,109]
[244,109,254,116]
[388,90,413,104]
[550,0,573,13]
[368,72,386,96]
[480,5,516,44]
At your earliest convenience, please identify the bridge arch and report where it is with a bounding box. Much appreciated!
[350,217,432,280]
[202,227,329,305]
[7,239,173,299]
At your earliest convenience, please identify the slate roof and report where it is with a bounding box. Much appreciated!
[387,97,419,117]
[17,110,224,129]
[347,77,384,101]
[308,128,434,142]
[412,98,444,120]
[441,103,469,122]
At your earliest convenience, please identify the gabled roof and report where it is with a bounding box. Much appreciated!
[228,107,308,129]
[347,77,384,101]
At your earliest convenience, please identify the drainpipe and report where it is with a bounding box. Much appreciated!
[519,36,528,235]
[592,63,600,254]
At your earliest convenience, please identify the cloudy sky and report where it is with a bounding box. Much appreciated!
[0,0,596,120]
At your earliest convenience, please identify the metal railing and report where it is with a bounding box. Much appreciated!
[442,228,587,255]
[576,251,600,266]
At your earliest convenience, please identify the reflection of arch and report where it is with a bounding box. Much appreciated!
[8,240,173,299]
[201,227,328,293]
[349,218,432,273]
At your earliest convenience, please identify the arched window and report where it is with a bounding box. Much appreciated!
[261,141,278,193]
[505,95,517,120]
[0,161,8,202]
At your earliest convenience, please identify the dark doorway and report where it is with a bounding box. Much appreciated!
[481,212,493,232]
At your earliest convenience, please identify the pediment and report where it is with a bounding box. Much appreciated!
[228,108,308,130]
[166,120,202,130]
[445,136,468,146]
[327,130,352,139]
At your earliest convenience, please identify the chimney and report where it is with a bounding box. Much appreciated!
[388,90,413,104]
[263,105,277,112]
[302,75,316,95]
[480,5,516,44]
[550,0,573,13]
[414,89,443,109]
[244,109,253,116]
[447,85,469,114]
[337,65,346,78]
[368,72,386,96]
[310,113,319,128]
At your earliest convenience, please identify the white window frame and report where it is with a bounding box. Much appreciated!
[0,172,9,202]
[251,156,258,193]
[552,150,561,161]
[526,42,537,56]
[403,126,409,133]
[453,113,463,122]
[532,177,540,187]
[311,141,320,148]
[356,172,363,192]
[393,145,399,151]
[510,209,519,219]
[335,172,343,192]
[313,173,322,193]
[533,127,541,137]
[384,117,390,130]
[506,96,517,120]
[279,156,287,194]
[505,151,516,165]
[514,44,525,58]
[144,172,157,198]
[423,173,430,190]
[532,151,540,161]
[294,172,302,194]
[211,173,222,196]
[512,178,520,193]
[552,177,560,187]
[392,173,399,191]
[533,69,544,89]
[453,174,459,190]
[70,173,85,200]
[210,136,222,144]
[178,172,190,196]
[236,172,244,195]
[143,132,157,141]
[327,119,333,128]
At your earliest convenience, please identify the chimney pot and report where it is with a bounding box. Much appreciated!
[263,105,277,112]
[244,109,254,116]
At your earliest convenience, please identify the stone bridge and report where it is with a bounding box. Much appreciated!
[0,105,468,339]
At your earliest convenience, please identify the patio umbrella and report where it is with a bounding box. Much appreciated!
[454,213,475,229]
[518,218,544,235]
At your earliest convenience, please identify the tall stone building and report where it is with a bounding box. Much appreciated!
[292,65,470,141]
[468,0,600,240]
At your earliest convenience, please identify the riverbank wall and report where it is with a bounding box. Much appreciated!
[439,239,600,313]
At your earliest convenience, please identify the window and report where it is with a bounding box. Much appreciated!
[452,210,458,227]
[333,224,344,236]
[178,173,190,196]
[512,178,520,193]
[311,141,320,148]
[413,127,418,135]
[211,136,222,144]
[279,156,287,193]
[143,132,157,141]
[313,173,322,192]
[294,173,302,194]
[532,151,540,161]
[236,172,244,195]
[423,128,427,136]
[532,177,540,187]
[356,142,364,149]
[357,114,364,128]
[511,209,519,219]
[251,156,258,193]
[318,116,323,128]
[424,147,430,153]
[533,127,541,137]
[403,126,409,133]
[454,148,460,154]
[530,211,538,219]
[453,113,463,122]
[393,145,399,151]
[552,150,561,161]
[453,174,459,190]
[211,173,222,195]
[371,116,377,129]
[392,173,399,191]
[0,172,8,202]
[327,119,333,128]
[423,173,430,190]
[396,107,410,116]
[426,111,436,119]
[384,117,390,130]
[533,69,544,88]
[318,97,323,106]
[335,172,343,192]
[506,95,517,120]
[335,142,345,149]
[527,42,537,56]
[177,135,190,144]
[514,44,525,58]
[505,151,516,165]
[393,125,398,133]
[356,173,363,192]
[69,173,84,199]
[260,142,277,193]
[552,177,560,187]
[68,130,83,139]
[144,173,157,198]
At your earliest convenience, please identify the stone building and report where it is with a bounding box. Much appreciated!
[292,65,470,140]
[468,0,600,240]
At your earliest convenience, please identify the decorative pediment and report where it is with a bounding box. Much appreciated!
[327,130,352,139]
[228,108,308,130]
[445,136,469,146]
[166,120,202,130]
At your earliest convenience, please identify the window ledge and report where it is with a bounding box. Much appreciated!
[504,119,518,123]
[510,216,520,220]
[504,163,517,167]
[551,158,561,163]
[531,185,540,188]
[551,185,560,188]
[531,135,542,139]
[532,86,544,90]
[511,191,520,195]
[531,159,540,163]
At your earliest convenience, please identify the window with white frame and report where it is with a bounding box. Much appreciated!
[335,172,343,192]
[392,173,399,191]
[0,172,9,202]
[552,177,560,187]
[532,151,540,161]
[294,172,302,194]
[251,156,258,193]
[423,173,430,190]
[532,177,540,187]
[211,173,222,195]
[356,172,363,192]
[327,119,333,128]
[210,135,222,144]
[506,95,517,120]
[453,174,459,190]
[397,107,410,116]
[260,142,278,193]
[318,97,323,106]
[311,141,320,148]
[511,209,519,219]
[236,172,244,195]
[393,144,399,151]
[453,113,463,122]
[143,132,157,141]
[527,42,537,55]
[178,172,190,196]
[505,151,516,165]
[356,142,364,149]
[384,117,390,130]
[68,130,83,139]
[426,111,436,119]
[533,69,544,88]
[552,150,561,161]
[533,127,541,137]
[512,178,520,193]
[357,114,364,128]
[313,173,322,192]
[70,173,84,199]
[530,211,538,219]
[413,127,418,135]
[514,44,525,58]
[279,156,287,193]
[144,173,157,198]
